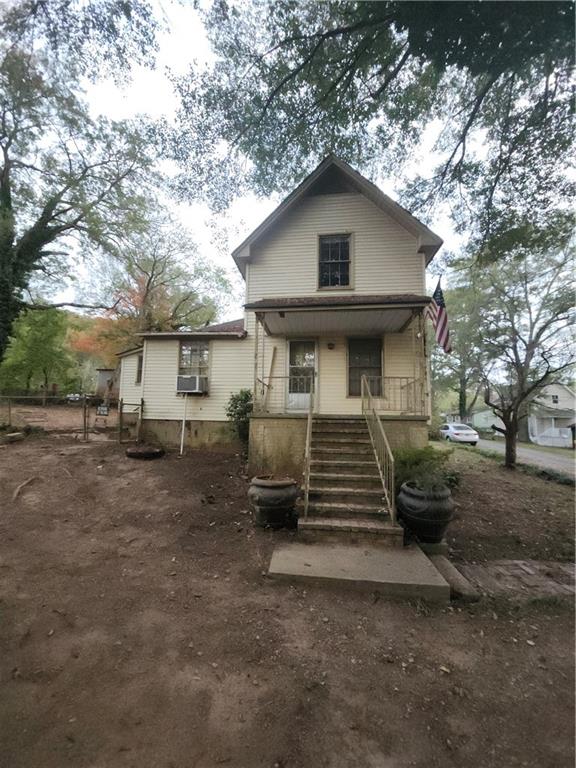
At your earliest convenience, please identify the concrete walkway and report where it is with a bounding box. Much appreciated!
[476,439,575,478]
[268,542,450,602]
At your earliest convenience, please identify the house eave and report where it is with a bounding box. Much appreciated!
[231,155,442,276]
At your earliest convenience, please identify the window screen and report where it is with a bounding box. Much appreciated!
[348,338,382,396]
[179,342,209,377]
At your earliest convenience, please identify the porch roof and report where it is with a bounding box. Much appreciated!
[246,294,429,336]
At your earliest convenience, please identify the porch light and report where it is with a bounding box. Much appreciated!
[327,342,335,350]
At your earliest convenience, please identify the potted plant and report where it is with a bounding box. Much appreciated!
[396,473,454,544]
[248,475,300,529]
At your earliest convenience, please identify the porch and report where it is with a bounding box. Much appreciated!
[248,294,430,420]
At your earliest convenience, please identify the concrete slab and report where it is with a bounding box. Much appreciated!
[268,542,450,602]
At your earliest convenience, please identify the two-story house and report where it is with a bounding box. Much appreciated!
[119,156,442,532]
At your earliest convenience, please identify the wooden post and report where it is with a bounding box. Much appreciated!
[82,395,88,442]
[136,398,144,443]
[118,398,124,444]
[253,313,260,404]
[7,398,12,427]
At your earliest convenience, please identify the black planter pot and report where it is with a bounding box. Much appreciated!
[396,481,454,544]
[248,476,300,529]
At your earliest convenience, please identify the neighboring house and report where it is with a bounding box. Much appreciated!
[447,383,575,448]
[522,383,575,448]
[118,156,442,482]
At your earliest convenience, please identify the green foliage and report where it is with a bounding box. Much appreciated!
[0,309,79,393]
[393,446,459,491]
[169,0,574,237]
[225,389,253,443]
[0,22,157,360]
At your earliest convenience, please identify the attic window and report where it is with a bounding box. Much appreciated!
[319,235,350,288]
[552,394,559,404]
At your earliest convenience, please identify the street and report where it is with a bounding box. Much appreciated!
[476,439,575,478]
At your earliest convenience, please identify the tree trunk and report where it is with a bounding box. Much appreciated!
[504,415,518,469]
[458,375,468,420]
[42,368,48,406]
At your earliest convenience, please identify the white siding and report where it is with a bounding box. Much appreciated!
[141,338,252,421]
[119,352,142,406]
[247,193,425,302]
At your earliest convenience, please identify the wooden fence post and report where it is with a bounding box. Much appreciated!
[7,398,12,427]
[82,395,88,442]
[118,399,124,444]
[136,398,144,443]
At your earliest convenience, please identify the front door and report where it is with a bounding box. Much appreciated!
[287,340,315,411]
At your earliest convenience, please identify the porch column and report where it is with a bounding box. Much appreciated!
[253,312,260,403]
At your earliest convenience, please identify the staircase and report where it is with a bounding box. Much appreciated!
[298,416,404,547]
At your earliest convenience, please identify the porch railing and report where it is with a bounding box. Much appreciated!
[254,374,315,413]
[362,376,426,416]
[302,381,315,519]
[361,375,396,523]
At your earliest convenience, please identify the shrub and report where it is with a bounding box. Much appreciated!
[392,446,459,491]
[225,389,253,443]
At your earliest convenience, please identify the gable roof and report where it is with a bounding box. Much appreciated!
[232,154,443,277]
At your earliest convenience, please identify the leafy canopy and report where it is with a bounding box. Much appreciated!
[169,0,574,236]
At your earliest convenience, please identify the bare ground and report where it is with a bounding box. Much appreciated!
[0,436,573,768]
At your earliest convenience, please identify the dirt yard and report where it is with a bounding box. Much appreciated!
[0,436,573,768]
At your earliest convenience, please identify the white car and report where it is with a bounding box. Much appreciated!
[439,423,479,446]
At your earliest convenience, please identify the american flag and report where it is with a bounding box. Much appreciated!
[426,280,452,354]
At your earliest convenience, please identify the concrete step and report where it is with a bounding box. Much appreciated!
[311,447,374,462]
[309,486,384,506]
[298,516,404,547]
[309,472,381,489]
[313,417,366,424]
[310,459,379,474]
[312,436,371,444]
[268,542,450,601]
[306,500,386,518]
[312,425,368,436]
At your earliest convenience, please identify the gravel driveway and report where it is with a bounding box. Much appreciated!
[476,439,575,478]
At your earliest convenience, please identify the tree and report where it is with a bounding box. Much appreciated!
[0,309,78,399]
[169,0,574,230]
[474,234,574,468]
[429,284,487,421]
[1,0,160,81]
[69,220,231,359]
[0,44,154,360]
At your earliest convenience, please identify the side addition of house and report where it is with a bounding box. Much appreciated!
[118,156,442,479]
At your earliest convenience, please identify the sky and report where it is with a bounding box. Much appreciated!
[82,0,461,321]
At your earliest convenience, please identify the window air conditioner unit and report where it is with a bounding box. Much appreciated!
[176,375,209,394]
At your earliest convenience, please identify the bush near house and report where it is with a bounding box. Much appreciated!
[393,446,460,490]
[225,389,253,443]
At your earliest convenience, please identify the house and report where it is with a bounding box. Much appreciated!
[118,156,442,530]
[520,383,575,448]
[447,383,575,448]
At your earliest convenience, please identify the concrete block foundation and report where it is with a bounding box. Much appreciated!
[140,418,242,451]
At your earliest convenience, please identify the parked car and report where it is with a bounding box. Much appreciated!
[66,393,82,402]
[439,423,479,446]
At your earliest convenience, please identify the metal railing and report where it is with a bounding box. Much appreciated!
[254,374,315,413]
[361,376,426,415]
[302,383,315,519]
[254,374,425,415]
[361,375,396,523]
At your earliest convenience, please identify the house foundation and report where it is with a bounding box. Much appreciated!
[140,419,242,451]
[248,414,428,478]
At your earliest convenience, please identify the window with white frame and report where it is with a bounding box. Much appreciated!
[319,234,351,288]
[179,341,209,377]
[135,353,143,384]
[551,394,559,404]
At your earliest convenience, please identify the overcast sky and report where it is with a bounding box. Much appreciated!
[82,0,461,320]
